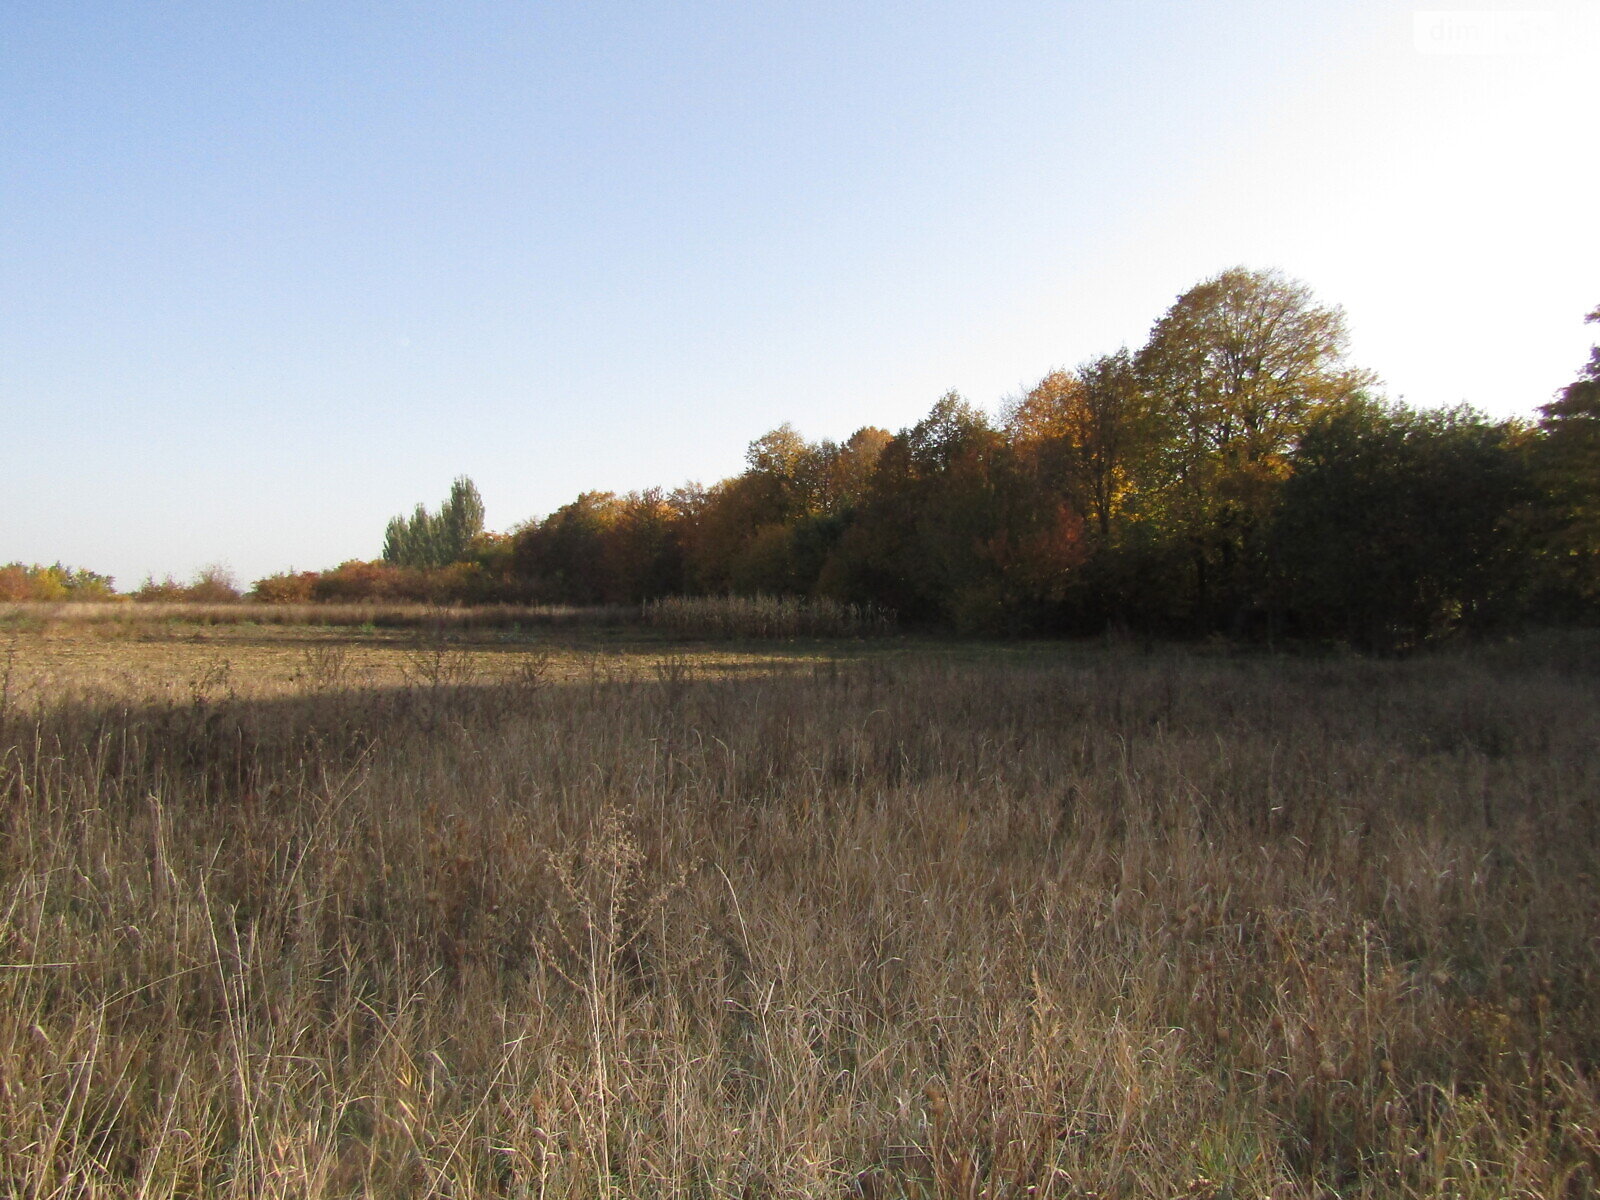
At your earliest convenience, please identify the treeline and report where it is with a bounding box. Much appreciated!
[0,562,115,603]
[0,564,247,605]
[288,267,1583,650]
[26,268,1598,649]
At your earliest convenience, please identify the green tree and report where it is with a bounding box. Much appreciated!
[382,476,486,569]
[383,505,436,569]
[439,476,486,564]
[1274,400,1532,649]
[1530,305,1600,611]
[903,391,989,475]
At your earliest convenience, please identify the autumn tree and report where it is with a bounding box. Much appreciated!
[823,392,1085,630]
[0,562,116,602]
[608,489,686,601]
[458,531,519,601]
[679,474,779,594]
[826,426,893,512]
[510,491,622,603]
[744,422,885,520]
[824,397,971,620]
[1135,267,1372,625]
[679,425,886,597]
[744,424,825,520]
[1007,349,1152,542]
[1006,368,1084,491]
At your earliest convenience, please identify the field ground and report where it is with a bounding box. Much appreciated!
[0,613,825,701]
[2,610,1599,1197]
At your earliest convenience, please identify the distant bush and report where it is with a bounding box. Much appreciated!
[135,564,241,603]
[249,570,320,604]
[0,562,117,602]
[428,561,496,604]
[643,593,896,640]
[250,558,517,606]
[186,564,241,603]
[133,576,186,602]
[309,560,427,603]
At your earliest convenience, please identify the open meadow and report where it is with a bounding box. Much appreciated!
[2,608,1599,1198]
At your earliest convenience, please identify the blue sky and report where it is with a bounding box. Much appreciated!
[4,1,1596,589]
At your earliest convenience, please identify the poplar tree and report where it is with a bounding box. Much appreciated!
[382,477,485,568]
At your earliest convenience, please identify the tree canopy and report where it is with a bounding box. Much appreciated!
[265,276,1598,647]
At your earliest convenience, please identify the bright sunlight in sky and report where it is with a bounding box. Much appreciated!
[3,1,1596,588]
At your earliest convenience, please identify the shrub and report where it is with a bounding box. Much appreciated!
[134,575,187,602]
[0,562,117,601]
[249,570,320,604]
[135,565,240,603]
[311,561,397,602]
[185,564,241,603]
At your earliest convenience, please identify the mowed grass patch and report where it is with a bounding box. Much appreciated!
[1,626,1598,1197]
[0,617,859,707]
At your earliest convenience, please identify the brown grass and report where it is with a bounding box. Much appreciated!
[0,600,633,631]
[642,595,896,640]
[2,595,897,641]
[1,623,1598,1197]
[0,615,827,706]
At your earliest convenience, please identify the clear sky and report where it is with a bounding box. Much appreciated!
[4,1,1596,590]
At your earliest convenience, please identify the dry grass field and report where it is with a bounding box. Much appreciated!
[2,610,1598,1198]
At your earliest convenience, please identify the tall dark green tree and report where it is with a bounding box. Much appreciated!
[439,477,486,564]
[1530,305,1600,612]
[382,476,486,569]
[1274,400,1532,649]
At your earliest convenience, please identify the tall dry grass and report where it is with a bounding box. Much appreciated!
[1,638,1598,1197]
[642,595,896,640]
[3,595,897,642]
[0,601,630,631]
